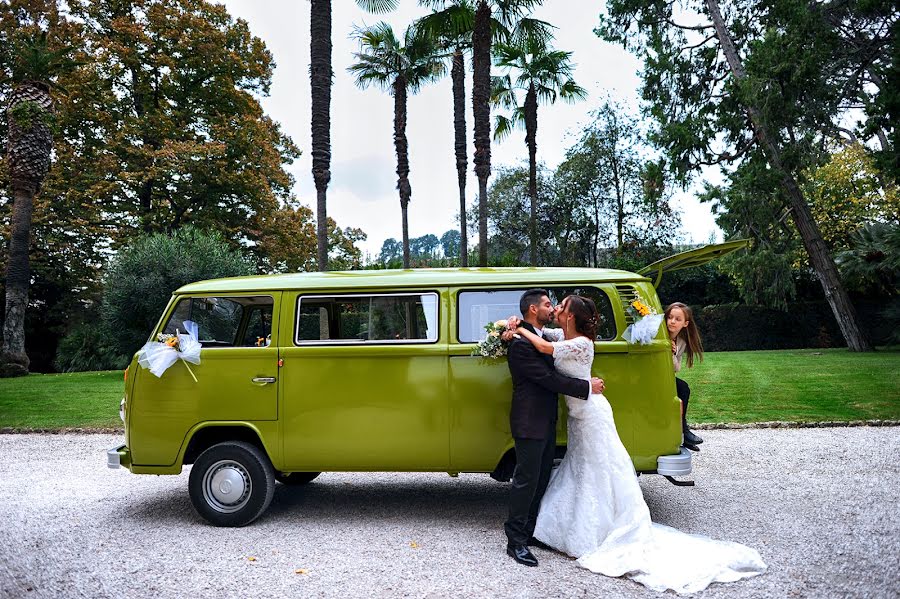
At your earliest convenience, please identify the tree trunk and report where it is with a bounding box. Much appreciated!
[524,82,538,266]
[472,0,491,266]
[393,78,412,268]
[1,182,35,377]
[311,0,332,272]
[611,153,624,251]
[706,0,872,351]
[451,48,468,267]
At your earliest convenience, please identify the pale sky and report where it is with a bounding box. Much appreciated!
[220,0,722,259]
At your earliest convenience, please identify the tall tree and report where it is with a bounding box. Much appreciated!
[491,39,586,265]
[310,0,332,272]
[417,1,476,266]
[348,22,445,268]
[440,228,461,258]
[67,0,300,250]
[599,0,880,350]
[311,0,397,272]
[554,102,679,264]
[1,20,79,377]
[470,0,549,265]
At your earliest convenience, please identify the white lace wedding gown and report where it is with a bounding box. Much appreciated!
[533,332,767,594]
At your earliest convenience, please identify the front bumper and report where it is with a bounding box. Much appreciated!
[107,444,132,470]
[656,447,692,476]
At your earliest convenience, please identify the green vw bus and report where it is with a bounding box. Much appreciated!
[108,241,746,526]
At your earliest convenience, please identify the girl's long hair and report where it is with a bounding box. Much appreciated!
[564,295,599,340]
[665,302,704,367]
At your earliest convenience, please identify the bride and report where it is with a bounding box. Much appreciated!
[508,295,766,594]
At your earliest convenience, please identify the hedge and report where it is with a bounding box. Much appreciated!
[694,300,893,351]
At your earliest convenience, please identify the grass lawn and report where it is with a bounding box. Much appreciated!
[0,347,898,429]
[681,347,900,423]
[0,370,125,429]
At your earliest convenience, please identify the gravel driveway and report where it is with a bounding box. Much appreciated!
[1,427,898,598]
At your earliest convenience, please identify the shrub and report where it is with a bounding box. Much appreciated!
[102,227,254,356]
[694,300,893,351]
[55,320,130,372]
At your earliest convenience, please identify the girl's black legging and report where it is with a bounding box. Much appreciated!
[675,377,691,432]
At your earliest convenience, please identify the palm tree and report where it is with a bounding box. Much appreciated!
[310,0,396,272]
[491,40,586,265]
[470,0,549,265]
[416,1,476,267]
[2,32,76,377]
[348,23,445,268]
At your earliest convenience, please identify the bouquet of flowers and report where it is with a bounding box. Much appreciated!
[471,319,515,358]
[137,320,202,381]
[622,294,664,345]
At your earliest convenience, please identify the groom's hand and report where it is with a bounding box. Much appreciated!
[590,377,605,394]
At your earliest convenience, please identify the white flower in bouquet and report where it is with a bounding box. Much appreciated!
[472,319,514,358]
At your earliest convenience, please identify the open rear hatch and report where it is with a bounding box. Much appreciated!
[638,239,749,287]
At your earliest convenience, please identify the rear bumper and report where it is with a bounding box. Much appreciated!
[107,444,132,470]
[656,447,692,476]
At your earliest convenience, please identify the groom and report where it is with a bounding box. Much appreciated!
[504,289,605,566]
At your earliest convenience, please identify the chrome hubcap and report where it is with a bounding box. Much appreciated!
[203,460,251,513]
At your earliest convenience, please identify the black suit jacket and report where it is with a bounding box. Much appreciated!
[507,322,591,439]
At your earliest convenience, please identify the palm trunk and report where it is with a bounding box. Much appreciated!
[706,0,872,351]
[311,0,332,271]
[1,182,35,377]
[524,83,538,266]
[3,83,53,377]
[472,0,491,266]
[393,78,412,268]
[451,48,468,267]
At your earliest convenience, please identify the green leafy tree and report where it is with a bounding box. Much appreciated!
[327,219,367,270]
[805,143,900,253]
[348,22,445,268]
[67,0,300,249]
[102,226,253,356]
[440,228,461,258]
[468,164,561,264]
[598,0,882,350]
[378,237,403,266]
[410,233,441,258]
[491,39,586,265]
[554,102,679,265]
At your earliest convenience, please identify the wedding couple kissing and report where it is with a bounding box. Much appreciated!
[501,289,767,594]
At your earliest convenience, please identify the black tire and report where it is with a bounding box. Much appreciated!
[188,441,275,527]
[275,471,321,485]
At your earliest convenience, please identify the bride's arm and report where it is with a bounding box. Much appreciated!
[542,328,564,342]
[515,327,554,355]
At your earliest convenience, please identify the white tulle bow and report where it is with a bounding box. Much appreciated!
[622,313,664,345]
[137,320,202,381]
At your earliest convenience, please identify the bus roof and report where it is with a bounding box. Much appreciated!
[174,267,648,295]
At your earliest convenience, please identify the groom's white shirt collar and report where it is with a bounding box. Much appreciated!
[533,326,544,338]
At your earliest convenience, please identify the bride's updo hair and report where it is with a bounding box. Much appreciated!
[565,295,599,340]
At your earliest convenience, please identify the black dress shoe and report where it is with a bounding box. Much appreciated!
[682,441,700,452]
[507,544,538,566]
[527,537,552,550]
[684,429,704,445]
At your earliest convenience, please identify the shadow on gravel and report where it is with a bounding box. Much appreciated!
[125,488,198,526]
[266,477,509,526]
